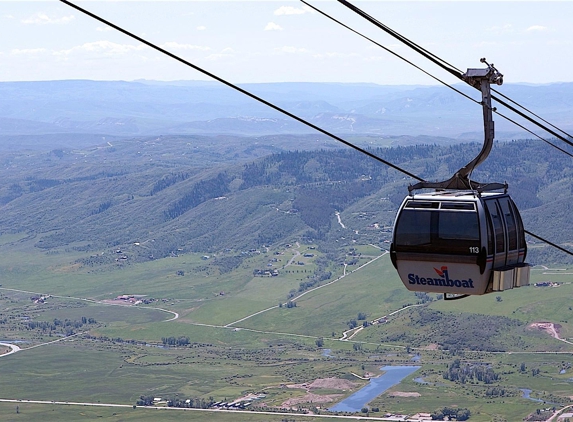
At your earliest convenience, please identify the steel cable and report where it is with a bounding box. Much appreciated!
[59,0,573,258]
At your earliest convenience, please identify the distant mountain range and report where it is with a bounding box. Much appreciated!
[1,80,572,149]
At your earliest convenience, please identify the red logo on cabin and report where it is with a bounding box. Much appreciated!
[434,266,448,277]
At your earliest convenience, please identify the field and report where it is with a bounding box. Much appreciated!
[1,230,572,422]
[0,402,349,422]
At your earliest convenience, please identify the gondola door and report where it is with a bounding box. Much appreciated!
[484,198,507,269]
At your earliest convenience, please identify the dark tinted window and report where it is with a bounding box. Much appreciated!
[510,199,525,251]
[405,201,439,209]
[485,200,505,253]
[499,197,517,251]
[438,211,479,241]
[485,210,494,253]
[394,210,431,246]
[441,202,475,210]
[395,209,479,254]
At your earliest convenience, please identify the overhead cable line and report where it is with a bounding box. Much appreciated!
[335,0,463,80]
[491,95,573,149]
[492,88,573,140]
[332,0,573,152]
[525,230,573,258]
[308,0,573,256]
[299,0,479,106]
[58,0,423,182]
[302,0,573,159]
[494,110,573,159]
[59,1,573,258]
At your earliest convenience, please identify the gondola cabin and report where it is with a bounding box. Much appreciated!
[390,191,529,297]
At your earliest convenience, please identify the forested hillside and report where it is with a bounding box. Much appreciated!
[0,135,570,265]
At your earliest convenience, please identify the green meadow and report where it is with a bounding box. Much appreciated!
[0,233,572,421]
[0,402,346,422]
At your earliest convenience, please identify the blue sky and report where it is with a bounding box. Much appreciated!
[1,1,572,85]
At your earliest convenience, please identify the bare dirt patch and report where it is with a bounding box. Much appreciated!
[286,377,358,391]
[388,391,421,397]
[529,322,562,339]
[282,377,358,408]
[101,299,134,306]
[281,392,343,408]
[50,263,82,273]
[421,343,439,350]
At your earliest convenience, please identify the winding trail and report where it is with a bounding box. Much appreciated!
[0,342,20,358]
[529,322,573,346]
[20,333,80,351]
[0,398,419,421]
[0,287,178,322]
[2,256,570,360]
[0,334,79,358]
[147,307,179,322]
[0,287,178,358]
[544,405,573,422]
[335,211,346,229]
[226,251,387,327]
[283,242,301,268]
[339,303,424,341]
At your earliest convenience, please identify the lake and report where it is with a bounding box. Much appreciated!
[328,365,421,413]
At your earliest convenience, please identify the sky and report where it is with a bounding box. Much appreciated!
[1,1,572,86]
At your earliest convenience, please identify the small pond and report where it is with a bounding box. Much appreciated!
[329,365,421,413]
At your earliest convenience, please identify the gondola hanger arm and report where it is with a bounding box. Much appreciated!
[409,60,505,192]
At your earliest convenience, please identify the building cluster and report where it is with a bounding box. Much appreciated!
[114,295,142,305]
[253,268,279,277]
[30,295,51,304]
[534,281,560,287]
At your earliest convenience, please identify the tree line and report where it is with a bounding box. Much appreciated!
[443,359,499,384]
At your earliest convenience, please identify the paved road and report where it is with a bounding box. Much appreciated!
[0,342,20,358]
[227,251,387,327]
[0,398,420,421]
[0,287,178,322]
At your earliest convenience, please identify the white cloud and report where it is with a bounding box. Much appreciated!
[527,25,547,32]
[313,52,359,60]
[53,41,146,57]
[274,5,312,16]
[475,41,499,48]
[161,42,211,51]
[279,46,309,54]
[363,55,387,63]
[487,24,514,34]
[205,47,235,61]
[265,22,283,31]
[96,26,112,32]
[196,26,206,31]
[3,14,15,20]
[21,13,75,25]
[366,43,404,51]
[205,53,232,61]
[10,48,48,56]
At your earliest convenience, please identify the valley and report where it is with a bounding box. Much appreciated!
[0,134,571,421]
